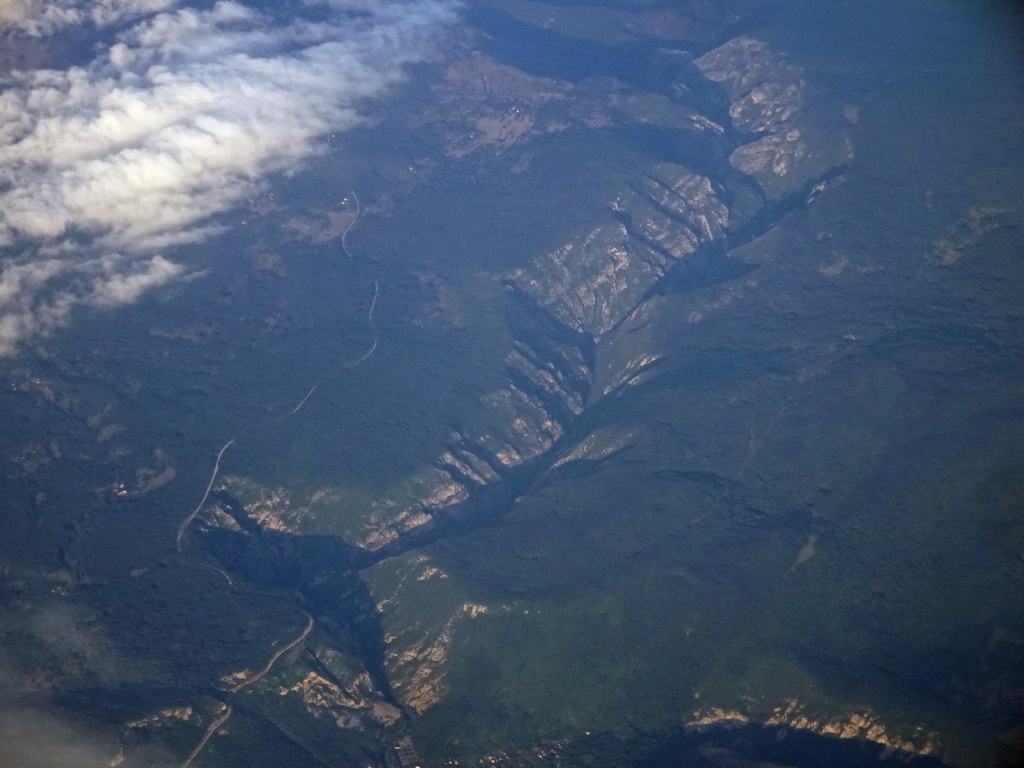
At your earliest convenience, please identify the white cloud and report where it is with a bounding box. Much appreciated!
[0,709,115,768]
[0,616,156,768]
[0,0,177,35]
[0,258,74,357]
[91,254,185,306]
[0,0,459,355]
[0,0,81,36]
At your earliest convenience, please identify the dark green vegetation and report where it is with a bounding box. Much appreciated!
[2,1,1023,768]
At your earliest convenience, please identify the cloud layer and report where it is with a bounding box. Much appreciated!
[0,0,176,36]
[0,0,458,355]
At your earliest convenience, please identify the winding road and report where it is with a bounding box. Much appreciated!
[176,439,234,552]
[230,614,315,693]
[180,704,232,768]
[340,192,380,369]
[179,607,315,768]
[174,190,377,550]
[174,191,377,767]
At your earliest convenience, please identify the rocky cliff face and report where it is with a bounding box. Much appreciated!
[343,31,853,567]
[160,19,877,766]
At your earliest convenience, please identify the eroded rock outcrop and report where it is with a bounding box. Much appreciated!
[349,35,852,558]
[191,30,860,756]
[694,37,853,200]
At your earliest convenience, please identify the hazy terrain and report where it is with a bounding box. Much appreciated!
[1,1,1023,767]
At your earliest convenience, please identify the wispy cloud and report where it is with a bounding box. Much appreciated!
[0,709,117,768]
[0,0,177,36]
[0,0,459,355]
[0,606,149,768]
